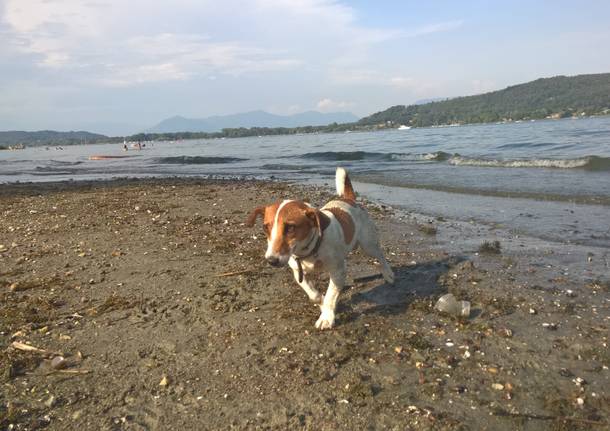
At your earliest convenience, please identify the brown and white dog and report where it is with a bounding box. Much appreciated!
[246,167,395,329]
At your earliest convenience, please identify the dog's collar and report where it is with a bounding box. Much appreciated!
[292,231,323,283]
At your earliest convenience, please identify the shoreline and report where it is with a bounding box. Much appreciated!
[1,178,608,429]
[4,113,609,149]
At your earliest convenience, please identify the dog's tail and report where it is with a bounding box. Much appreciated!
[336,167,356,200]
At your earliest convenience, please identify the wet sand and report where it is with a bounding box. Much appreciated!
[0,178,608,430]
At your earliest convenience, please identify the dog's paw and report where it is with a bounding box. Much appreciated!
[315,309,335,330]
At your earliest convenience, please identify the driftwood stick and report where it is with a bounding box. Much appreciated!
[43,369,92,376]
[10,341,62,357]
[216,269,256,277]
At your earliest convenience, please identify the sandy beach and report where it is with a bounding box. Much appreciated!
[1,178,608,430]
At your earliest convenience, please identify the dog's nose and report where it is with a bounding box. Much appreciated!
[266,256,281,267]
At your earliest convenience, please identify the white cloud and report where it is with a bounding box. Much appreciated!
[102,63,191,87]
[2,0,303,85]
[2,0,463,88]
[317,98,353,111]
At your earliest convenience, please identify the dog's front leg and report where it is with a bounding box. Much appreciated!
[315,265,345,330]
[288,258,322,304]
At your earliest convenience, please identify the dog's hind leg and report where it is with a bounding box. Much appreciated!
[358,221,395,284]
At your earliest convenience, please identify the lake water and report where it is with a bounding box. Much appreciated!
[2,116,610,248]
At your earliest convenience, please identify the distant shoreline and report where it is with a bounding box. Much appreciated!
[3,113,609,149]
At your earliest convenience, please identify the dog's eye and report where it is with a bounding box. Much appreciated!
[263,223,271,233]
[284,224,295,234]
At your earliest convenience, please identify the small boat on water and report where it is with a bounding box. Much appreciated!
[397,125,411,130]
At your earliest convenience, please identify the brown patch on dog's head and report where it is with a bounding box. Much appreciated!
[248,201,330,263]
[270,201,317,255]
[246,201,281,238]
[304,207,330,234]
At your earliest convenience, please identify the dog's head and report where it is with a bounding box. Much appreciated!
[246,200,325,266]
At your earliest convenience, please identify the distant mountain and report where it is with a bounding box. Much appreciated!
[148,110,358,133]
[0,130,109,147]
[359,73,610,127]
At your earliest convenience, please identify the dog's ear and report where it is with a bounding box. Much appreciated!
[246,206,265,227]
[305,208,330,233]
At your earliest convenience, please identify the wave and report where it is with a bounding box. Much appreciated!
[300,151,388,161]
[419,151,453,161]
[261,164,313,171]
[49,160,83,165]
[297,150,608,170]
[154,156,245,165]
[448,155,610,171]
[299,150,452,162]
[33,166,80,175]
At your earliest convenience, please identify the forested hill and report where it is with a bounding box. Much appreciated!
[0,130,108,147]
[359,73,610,127]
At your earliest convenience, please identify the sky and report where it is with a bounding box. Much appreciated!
[1,0,609,135]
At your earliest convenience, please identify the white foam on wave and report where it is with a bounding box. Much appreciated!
[389,153,413,161]
[422,152,443,160]
[390,152,450,161]
[448,156,592,169]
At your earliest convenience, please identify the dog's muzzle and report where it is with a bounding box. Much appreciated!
[266,256,282,267]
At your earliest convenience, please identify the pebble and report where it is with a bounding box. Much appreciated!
[491,383,504,390]
[573,377,586,386]
[51,356,67,370]
[498,328,513,338]
[44,395,57,408]
[11,330,26,339]
[159,376,169,387]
